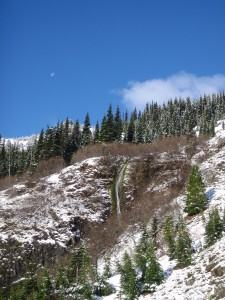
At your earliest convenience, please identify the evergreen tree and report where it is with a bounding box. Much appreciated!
[94,274,114,297]
[82,113,92,145]
[143,242,164,288]
[122,110,129,142]
[104,104,115,142]
[37,270,52,300]
[68,245,92,284]
[100,115,107,142]
[175,219,192,267]
[163,216,176,260]
[151,215,159,247]
[120,252,138,300]
[205,208,223,246]
[135,226,150,280]
[114,106,123,142]
[55,269,69,291]
[72,120,82,147]
[94,121,100,143]
[127,109,137,142]
[0,141,7,177]
[185,166,207,215]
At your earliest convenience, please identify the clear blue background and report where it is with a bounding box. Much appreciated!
[1,0,225,136]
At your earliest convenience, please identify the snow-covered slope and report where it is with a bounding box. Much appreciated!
[0,157,113,246]
[99,119,225,300]
[4,135,37,150]
[0,156,123,286]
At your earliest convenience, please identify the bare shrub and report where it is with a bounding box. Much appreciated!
[72,136,201,163]
[0,157,65,190]
[32,157,65,179]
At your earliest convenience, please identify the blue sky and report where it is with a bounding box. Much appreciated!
[1,0,225,137]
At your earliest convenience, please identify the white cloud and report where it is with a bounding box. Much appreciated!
[120,72,225,109]
[50,72,55,78]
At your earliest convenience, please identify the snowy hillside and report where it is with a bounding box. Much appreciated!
[98,119,225,300]
[0,157,119,245]
[4,135,37,150]
[2,119,225,298]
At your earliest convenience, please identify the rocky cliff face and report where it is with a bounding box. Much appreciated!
[0,141,193,288]
[0,156,121,285]
[98,119,225,300]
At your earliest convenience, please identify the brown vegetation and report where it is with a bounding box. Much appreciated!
[72,135,207,163]
[0,156,65,190]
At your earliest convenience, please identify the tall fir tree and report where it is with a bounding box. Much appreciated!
[143,242,164,288]
[205,208,223,247]
[94,121,100,143]
[114,106,123,142]
[163,216,176,260]
[82,113,92,146]
[175,218,192,267]
[185,166,207,215]
[105,104,115,142]
[120,252,138,300]
[100,115,107,142]
[135,227,150,280]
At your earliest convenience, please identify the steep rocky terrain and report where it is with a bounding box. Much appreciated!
[98,120,225,300]
[0,141,191,288]
[2,121,224,299]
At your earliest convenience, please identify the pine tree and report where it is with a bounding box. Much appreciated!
[37,270,52,300]
[163,216,176,260]
[114,106,123,142]
[0,141,7,177]
[68,245,92,284]
[175,219,192,267]
[120,252,138,300]
[205,208,223,246]
[135,226,150,280]
[143,242,164,288]
[185,165,207,215]
[55,267,69,291]
[82,113,92,145]
[100,115,107,142]
[94,121,100,143]
[72,120,82,147]
[151,215,158,247]
[127,109,137,142]
[105,104,115,142]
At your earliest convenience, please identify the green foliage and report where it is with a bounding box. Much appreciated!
[94,121,100,143]
[82,113,92,145]
[163,216,176,260]
[55,267,69,290]
[9,275,38,300]
[151,215,158,247]
[68,245,92,284]
[37,270,52,299]
[175,219,192,267]
[134,227,150,280]
[120,252,138,300]
[114,106,123,142]
[94,275,115,297]
[185,165,207,215]
[143,242,164,287]
[205,208,223,247]
[135,227,164,294]
[1,93,225,179]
